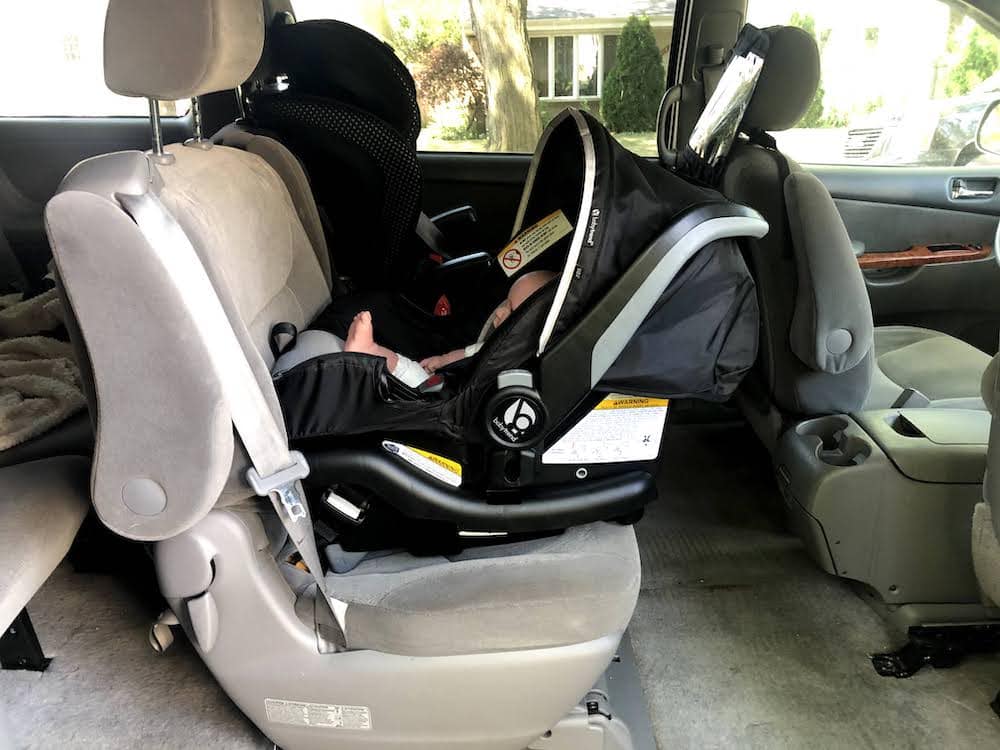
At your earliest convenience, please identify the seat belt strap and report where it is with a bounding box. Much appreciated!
[117,188,347,652]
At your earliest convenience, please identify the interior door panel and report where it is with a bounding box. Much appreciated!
[418,152,531,254]
[811,165,1000,354]
[0,116,191,282]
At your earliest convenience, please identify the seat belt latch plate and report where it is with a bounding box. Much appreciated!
[247,451,311,521]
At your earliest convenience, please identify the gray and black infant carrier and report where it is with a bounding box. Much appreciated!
[275,108,767,545]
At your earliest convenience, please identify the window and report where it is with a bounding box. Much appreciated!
[530,34,615,101]
[747,0,1000,167]
[294,1,675,155]
[0,0,188,117]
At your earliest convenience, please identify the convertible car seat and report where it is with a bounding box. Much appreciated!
[41,1,647,747]
[722,25,992,449]
[239,11,481,291]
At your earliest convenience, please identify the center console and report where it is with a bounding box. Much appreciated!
[776,408,997,628]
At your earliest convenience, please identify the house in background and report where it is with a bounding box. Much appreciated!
[464,1,675,121]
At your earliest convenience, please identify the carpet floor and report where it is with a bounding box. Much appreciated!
[630,422,1000,749]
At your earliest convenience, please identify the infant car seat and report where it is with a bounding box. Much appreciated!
[244,14,482,290]
[274,108,768,546]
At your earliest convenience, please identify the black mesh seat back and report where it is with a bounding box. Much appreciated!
[249,19,424,287]
[264,19,420,142]
[252,91,422,285]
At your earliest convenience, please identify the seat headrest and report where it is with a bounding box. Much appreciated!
[104,0,264,100]
[983,353,1000,417]
[741,25,820,132]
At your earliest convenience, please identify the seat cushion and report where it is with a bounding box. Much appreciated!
[0,456,90,631]
[865,326,992,410]
[327,521,640,657]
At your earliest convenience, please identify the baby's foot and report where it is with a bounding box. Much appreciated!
[345,311,379,355]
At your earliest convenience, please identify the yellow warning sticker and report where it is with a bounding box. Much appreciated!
[542,393,670,465]
[593,395,670,410]
[497,210,574,277]
[382,441,462,487]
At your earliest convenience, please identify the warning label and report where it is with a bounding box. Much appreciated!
[264,698,372,730]
[542,394,669,465]
[382,441,463,487]
[497,210,573,277]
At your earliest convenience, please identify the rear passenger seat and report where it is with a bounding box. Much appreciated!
[0,456,90,642]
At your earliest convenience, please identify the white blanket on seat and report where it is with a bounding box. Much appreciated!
[0,289,85,450]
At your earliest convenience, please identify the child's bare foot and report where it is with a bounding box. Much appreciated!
[345,311,379,355]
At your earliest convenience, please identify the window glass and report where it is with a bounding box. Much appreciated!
[294,1,674,154]
[554,37,575,97]
[746,0,1000,166]
[577,34,600,97]
[530,37,550,100]
[0,0,189,117]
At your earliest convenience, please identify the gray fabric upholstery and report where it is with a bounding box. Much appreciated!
[865,326,992,410]
[45,143,330,540]
[972,502,1000,606]
[742,26,820,132]
[104,0,264,99]
[323,522,640,657]
[983,353,999,416]
[724,144,873,418]
[784,171,873,374]
[214,123,333,289]
[0,456,89,631]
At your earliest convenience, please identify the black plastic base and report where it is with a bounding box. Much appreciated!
[1,609,50,672]
[870,624,1000,678]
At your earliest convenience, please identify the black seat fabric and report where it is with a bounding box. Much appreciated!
[248,19,426,288]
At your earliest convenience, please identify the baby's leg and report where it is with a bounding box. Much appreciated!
[345,311,430,387]
[272,329,344,375]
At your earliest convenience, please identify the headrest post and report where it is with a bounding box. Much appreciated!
[184,97,213,151]
[234,85,248,121]
[147,99,176,166]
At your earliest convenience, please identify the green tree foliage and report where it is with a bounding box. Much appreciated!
[788,12,827,128]
[390,15,486,137]
[944,25,1000,97]
[601,16,665,132]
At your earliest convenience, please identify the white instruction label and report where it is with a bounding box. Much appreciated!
[542,395,669,464]
[497,210,573,277]
[265,698,372,730]
[382,440,463,487]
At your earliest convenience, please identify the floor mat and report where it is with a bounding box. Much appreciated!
[630,422,1000,749]
[0,564,268,749]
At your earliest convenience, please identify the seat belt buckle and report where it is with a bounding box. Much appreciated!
[246,451,311,521]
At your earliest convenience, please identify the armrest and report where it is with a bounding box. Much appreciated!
[430,205,478,231]
[306,448,655,532]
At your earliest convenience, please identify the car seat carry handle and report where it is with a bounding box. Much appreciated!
[540,202,768,428]
[118,188,348,653]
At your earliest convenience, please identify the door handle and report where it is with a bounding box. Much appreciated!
[950,177,997,199]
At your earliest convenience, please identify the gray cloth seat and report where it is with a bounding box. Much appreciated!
[327,522,640,657]
[868,326,992,410]
[972,354,1000,605]
[725,26,989,447]
[0,456,89,631]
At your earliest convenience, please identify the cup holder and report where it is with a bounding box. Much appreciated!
[795,416,871,467]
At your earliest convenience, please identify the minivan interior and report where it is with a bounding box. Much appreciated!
[3,1,1000,748]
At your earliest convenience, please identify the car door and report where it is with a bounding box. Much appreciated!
[747,0,1000,354]
[0,1,192,286]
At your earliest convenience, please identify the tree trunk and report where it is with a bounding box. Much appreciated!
[468,0,541,152]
